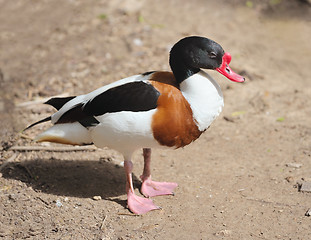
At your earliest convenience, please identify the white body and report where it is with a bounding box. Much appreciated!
[36,70,224,157]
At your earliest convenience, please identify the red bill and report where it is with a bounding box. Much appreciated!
[216,52,245,83]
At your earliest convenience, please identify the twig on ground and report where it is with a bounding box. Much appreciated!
[19,133,34,140]
[9,145,97,152]
[36,196,50,206]
[244,196,306,208]
[100,215,107,230]
[117,212,138,216]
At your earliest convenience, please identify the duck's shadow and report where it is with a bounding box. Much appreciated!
[1,158,141,207]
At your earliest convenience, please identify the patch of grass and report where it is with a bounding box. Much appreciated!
[151,24,165,29]
[270,0,282,6]
[138,15,145,23]
[231,111,246,117]
[98,14,107,20]
[276,117,285,122]
[246,1,253,8]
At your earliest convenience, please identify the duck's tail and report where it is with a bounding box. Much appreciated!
[34,122,93,145]
[23,116,52,132]
[23,96,93,145]
[23,95,76,132]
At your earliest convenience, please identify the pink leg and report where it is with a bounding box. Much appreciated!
[140,148,178,198]
[124,159,160,214]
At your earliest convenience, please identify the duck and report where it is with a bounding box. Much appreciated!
[25,36,245,214]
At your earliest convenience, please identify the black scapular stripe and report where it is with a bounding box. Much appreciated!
[57,81,160,126]
[83,81,160,116]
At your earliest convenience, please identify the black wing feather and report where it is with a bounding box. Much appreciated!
[57,81,160,127]
[23,116,52,131]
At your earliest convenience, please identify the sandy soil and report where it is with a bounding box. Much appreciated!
[1,0,311,239]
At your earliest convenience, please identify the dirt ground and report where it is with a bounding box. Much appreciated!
[1,0,311,239]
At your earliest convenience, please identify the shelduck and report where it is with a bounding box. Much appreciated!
[25,36,245,214]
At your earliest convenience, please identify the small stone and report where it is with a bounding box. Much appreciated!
[223,116,235,122]
[300,182,311,192]
[285,176,294,183]
[92,195,102,201]
[55,199,62,207]
[305,208,311,217]
[133,38,143,46]
[215,229,232,236]
[285,163,302,168]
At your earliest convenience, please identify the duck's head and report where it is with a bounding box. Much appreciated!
[169,36,245,83]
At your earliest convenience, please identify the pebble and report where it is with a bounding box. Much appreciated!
[215,229,232,236]
[55,199,63,207]
[285,176,294,183]
[285,163,302,168]
[92,195,102,201]
[133,38,143,46]
[8,194,17,202]
[223,115,235,122]
[300,182,311,192]
[305,208,311,217]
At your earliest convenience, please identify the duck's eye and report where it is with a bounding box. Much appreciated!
[208,51,217,59]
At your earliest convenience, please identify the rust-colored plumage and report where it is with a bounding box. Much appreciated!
[150,72,202,148]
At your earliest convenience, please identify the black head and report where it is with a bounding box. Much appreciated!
[170,36,224,69]
[169,36,245,83]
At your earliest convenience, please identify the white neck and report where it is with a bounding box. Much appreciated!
[180,70,224,131]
